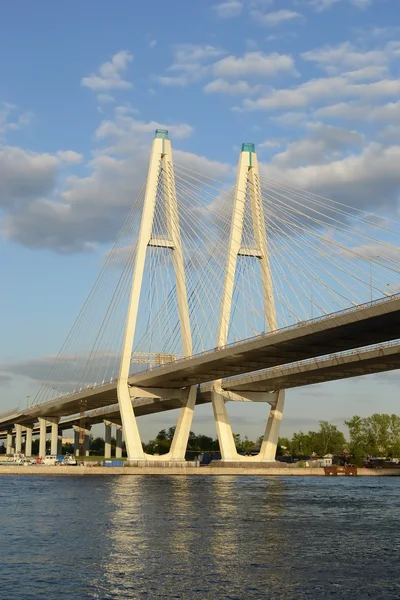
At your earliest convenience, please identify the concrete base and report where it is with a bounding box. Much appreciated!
[1,466,400,476]
[126,460,193,468]
[210,460,288,468]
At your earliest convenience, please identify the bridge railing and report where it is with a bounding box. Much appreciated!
[15,292,400,412]
[139,292,400,373]
[0,407,20,421]
[222,338,400,384]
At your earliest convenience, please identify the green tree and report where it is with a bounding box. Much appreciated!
[316,421,346,455]
[90,436,105,455]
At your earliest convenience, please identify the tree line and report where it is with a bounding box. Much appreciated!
[1,413,399,460]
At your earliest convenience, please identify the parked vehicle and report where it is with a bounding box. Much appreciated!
[63,454,77,466]
[0,453,25,465]
[42,455,60,466]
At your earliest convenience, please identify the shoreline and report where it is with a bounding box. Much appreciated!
[1,466,400,476]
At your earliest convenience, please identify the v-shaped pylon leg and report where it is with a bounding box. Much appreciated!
[117,130,196,462]
[211,143,284,463]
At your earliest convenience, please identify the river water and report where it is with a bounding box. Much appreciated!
[1,475,400,599]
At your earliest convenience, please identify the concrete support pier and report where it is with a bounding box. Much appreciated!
[15,424,22,453]
[73,425,91,457]
[104,421,112,459]
[84,433,90,457]
[38,418,47,458]
[115,425,123,459]
[57,432,62,456]
[25,425,33,457]
[50,420,59,456]
[6,428,13,454]
[74,429,80,456]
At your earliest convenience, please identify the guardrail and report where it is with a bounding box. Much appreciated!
[137,292,400,374]
[4,292,400,416]
[222,338,400,384]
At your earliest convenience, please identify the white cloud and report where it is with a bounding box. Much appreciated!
[81,50,133,91]
[243,76,400,111]
[95,115,193,142]
[251,9,303,26]
[309,0,373,11]
[316,99,400,122]
[271,123,364,167]
[213,51,296,78]
[264,142,400,212]
[0,146,58,208]
[0,113,231,253]
[213,0,242,18]
[301,41,399,74]
[342,66,389,81]
[157,44,224,87]
[57,150,83,164]
[259,139,284,149]
[97,93,115,103]
[0,103,33,137]
[204,79,261,95]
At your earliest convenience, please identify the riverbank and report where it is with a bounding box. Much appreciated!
[1,466,400,476]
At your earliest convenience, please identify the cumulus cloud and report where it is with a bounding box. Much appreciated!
[204,79,261,95]
[157,44,224,87]
[264,142,400,212]
[251,9,303,26]
[0,103,33,138]
[271,123,364,167]
[158,47,296,89]
[57,150,83,164]
[309,0,373,11]
[242,75,400,111]
[301,41,399,74]
[316,99,400,122]
[0,146,58,208]
[213,51,296,78]
[213,0,242,18]
[81,50,133,91]
[0,111,230,253]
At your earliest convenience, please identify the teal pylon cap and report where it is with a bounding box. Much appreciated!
[155,129,169,139]
[242,143,255,152]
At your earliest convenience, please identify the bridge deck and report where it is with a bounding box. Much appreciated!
[1,296,400,430]
[129,296,400,388]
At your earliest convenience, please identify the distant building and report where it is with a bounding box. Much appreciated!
[309,454,333,467]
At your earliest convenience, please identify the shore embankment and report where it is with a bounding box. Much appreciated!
[1,466,400,476]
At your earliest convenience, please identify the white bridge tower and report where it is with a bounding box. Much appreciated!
[117,129,197,463]
[211,143,285,462]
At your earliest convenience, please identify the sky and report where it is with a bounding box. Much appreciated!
[0,0,400,441]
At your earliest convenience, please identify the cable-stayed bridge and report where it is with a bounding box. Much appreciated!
[1,130,400,463]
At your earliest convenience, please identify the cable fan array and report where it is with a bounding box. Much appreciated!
[31,160,400,407]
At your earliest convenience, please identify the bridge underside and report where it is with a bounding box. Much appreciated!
[1,339,399,438]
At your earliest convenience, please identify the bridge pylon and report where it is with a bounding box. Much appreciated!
[117,130,197,462]
[212,142,285,462]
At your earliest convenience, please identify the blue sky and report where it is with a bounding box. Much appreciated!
[1,0,400,440]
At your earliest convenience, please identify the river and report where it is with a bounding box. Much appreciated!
[1,476,399,599]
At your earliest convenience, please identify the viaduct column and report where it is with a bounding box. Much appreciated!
[49,419,60,456]
[6,428,13,454]
[25,425,33,457]
[104,421,112,459]
[15,424,23,453]
[115,425,123,459]
[38,418,47,458]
